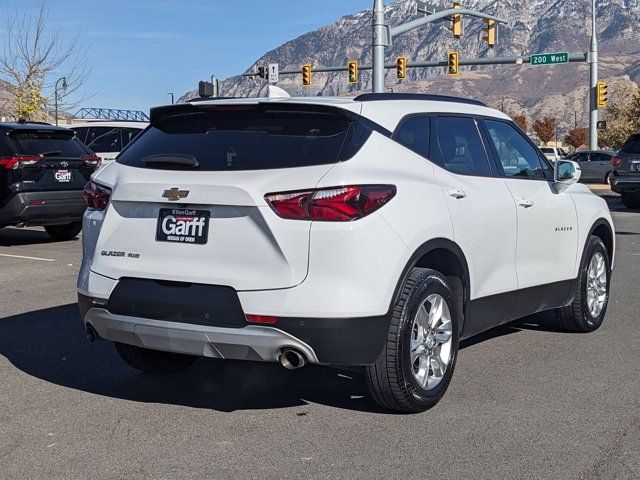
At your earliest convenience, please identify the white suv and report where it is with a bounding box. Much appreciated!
[77,94,614,413]
[72,121,148,164]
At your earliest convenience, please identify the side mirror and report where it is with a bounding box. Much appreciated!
[554,160,581,185]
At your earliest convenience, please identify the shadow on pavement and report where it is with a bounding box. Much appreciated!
[0,227,80,247]
[0,304,566,413]
[0,304,388,413]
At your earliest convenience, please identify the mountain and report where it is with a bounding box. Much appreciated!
[179,0,640,136]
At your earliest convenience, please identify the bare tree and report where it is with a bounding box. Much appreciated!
[565,128,588,149]
[533,117,557,145]
[0,1,90,121]
[512,114,528,133]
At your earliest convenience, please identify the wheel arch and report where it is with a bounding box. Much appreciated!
[391,238,470,333]
[588,218,615,267]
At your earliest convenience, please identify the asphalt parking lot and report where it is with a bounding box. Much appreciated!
[1,189,639,480]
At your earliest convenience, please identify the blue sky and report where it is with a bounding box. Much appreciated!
[1,0,373,113]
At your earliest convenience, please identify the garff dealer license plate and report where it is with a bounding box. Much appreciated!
[54,169,72,182]
[156,208,210,244]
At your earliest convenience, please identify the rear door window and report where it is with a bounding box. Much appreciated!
[7,130,89,157]
[621,135,640,154]
[85,127,122,153]
[430,116,492,176]
[117,104,362,171]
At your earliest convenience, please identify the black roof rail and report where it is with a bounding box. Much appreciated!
[353,93,487,107]
[186,96,245,103]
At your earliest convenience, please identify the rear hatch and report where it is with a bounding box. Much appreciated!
[90,101,368,290]
[619,134,640,175]
[2,128,96,194]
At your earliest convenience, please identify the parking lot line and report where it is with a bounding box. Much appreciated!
[0,253,55,262]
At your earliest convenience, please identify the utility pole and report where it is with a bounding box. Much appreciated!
[372,0,386,93]
[167,93,174,104]
[589,0,598,150]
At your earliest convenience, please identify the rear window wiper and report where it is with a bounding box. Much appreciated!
[142,154,199,168]
[39,150,63,157]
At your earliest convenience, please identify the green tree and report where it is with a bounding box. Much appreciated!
[599,83,640,150]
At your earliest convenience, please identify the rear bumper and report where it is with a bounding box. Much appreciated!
[611,177,640,194]
[78,291,390,366]
[0,190,85,226]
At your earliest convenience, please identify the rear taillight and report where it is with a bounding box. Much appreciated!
[265,185,396,221]
[82,155,102,167]
[83,180,111,211]
[611,156,623,167]
[0,155,41,169]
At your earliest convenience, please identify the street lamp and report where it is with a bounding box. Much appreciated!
[54,77,67,126]
[167,92,174,104]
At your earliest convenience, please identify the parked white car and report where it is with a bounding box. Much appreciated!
[77,94,614,413]
[540,146,568,162]
[72,121,148,164]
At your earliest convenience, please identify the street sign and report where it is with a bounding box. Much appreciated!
[530,52,569,66]
[268,63,279,84]
[597,120,607,130]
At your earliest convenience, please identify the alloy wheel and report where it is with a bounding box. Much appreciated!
[586,252,607,318]
[410,293,453,390]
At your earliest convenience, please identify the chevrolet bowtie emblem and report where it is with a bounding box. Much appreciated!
[162,187,190,201]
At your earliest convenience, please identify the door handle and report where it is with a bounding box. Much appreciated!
[516,198,534,208]
[447,188,467,199]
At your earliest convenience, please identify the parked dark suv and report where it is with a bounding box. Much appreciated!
[611,132,640,208]
[0,121,99,239]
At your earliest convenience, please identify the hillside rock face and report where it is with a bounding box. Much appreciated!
[180,0,640,135]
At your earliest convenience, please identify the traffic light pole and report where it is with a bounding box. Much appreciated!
[258,53,587,77]
[372,0,386,93]
[370,1,508,93]
[588,0,598,150]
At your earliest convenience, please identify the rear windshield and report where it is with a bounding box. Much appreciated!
[8,130,88,158]
[540,148,554,153]
[621,135,640,154]
[117,104,364,171]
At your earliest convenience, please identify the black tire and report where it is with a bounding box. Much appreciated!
[620,193,640,209]
[114,342,198,374]
[366,268,460,413]
[604,171,613,185]
[556,236,611,333]
[44,221,82,241]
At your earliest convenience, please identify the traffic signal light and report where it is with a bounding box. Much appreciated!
[302,64,312,87]
[483,19,496,47]
[448,52,459,77]
[597,81,608,108]
[451,2,462,38]
[257,66,267,80]
[396,56,407,80]
[348,61,358,84]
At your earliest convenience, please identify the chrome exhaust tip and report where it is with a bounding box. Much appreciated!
[280,348,306,370]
